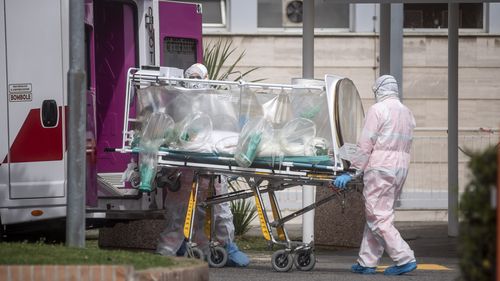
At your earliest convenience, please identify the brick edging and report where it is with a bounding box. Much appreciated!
[0,263,208,281]
[0,265,134,281]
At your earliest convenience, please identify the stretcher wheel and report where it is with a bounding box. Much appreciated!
[185,247,205,260]
[129,172,140,188]
[155,168,181,192]
[208,246,228,268]
[271,249,293,272]
[293,250,316,271]
[166,175,181,192]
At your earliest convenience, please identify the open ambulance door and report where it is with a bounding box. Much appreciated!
[85,2,97,207]
[93,0,138,187]
[155,0,203,69]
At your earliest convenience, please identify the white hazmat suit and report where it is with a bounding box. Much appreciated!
[156,64,249,267]
[156,169,234,255]
[349,75,416,268]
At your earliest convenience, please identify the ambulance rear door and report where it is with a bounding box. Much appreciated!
[5,0,66,201]
[0,0,9,209]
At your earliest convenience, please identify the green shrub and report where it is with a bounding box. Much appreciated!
[458,145,497,281]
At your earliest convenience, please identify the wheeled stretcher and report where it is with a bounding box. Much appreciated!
[111,66,365,271]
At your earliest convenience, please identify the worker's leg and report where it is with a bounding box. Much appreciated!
[214,176,249,267]
[156,172,193,256]
[363,170,415,266]
[357,223,385,268]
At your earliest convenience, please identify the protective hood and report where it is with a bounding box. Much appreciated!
[185,63,208,79]
[372,75,399,102]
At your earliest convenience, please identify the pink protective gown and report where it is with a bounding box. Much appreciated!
[350,75,416,267]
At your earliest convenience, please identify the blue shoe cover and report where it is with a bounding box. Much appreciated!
[225,242,250,267]
[351,263,376,274]
[384,261,417,275]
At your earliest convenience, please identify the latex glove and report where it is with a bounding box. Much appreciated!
[334,174,352,189]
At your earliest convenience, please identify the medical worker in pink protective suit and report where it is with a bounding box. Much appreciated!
[334,75,417,275]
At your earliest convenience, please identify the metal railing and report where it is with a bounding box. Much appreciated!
[259,128,499,211]
[398,127,499,209]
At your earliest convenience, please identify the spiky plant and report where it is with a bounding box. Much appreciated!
[227,178,258,236]
[203,37,263,82]
[231,199,258,236]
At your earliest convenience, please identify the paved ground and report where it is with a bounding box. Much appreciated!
[209,222,460,281]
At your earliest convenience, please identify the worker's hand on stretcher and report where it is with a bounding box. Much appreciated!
[333,173,352,189]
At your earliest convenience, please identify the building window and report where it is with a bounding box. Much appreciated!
[404,3,483,29]
[258,0,281,27]
[176,0,226,27]
[315,0,349,28]
[258,0,349,29]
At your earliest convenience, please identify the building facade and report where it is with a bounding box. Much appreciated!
[187,0,500,130]
[177,1,500,211]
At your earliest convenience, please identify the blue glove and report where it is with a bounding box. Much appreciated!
[334,174,352,189]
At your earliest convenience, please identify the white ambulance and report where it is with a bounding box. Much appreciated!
[0,0,203,237]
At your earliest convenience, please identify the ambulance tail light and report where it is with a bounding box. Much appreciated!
[31,210,44,217]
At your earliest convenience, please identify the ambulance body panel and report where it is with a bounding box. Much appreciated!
[0,0,202,229]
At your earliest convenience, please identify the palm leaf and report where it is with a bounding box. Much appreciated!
[227,178,258,236]
[203,37,263,82]
[231,199,258,236]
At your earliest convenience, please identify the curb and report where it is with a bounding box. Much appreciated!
[0,263,208,281]
[135,264,208,281]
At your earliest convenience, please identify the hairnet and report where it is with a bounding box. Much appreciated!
[372,75,399,102]
[185,63,208,79]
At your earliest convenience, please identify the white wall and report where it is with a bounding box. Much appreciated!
[488,3,500,34]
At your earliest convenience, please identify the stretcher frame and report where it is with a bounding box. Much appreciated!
[113,67,361,271]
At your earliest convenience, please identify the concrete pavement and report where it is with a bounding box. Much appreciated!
[209,221,460,281]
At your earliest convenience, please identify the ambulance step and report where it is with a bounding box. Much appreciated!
[97,174,138,197]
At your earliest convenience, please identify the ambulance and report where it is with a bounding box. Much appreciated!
[0,0,203,237]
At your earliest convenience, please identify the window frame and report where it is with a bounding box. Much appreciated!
[255,2,352,34]
[402,3,487,34]
[200,0,227,28]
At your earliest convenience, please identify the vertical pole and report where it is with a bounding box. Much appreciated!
[303,0,314,79]
[379,3,390,76]
[66,0,87,247]
[390,3,403,100]
[302,0,315,244]
[447,3,459,237]
[379,4,403,99]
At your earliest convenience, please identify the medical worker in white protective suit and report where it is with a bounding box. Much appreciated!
[334,75,417,275]
[156,63,249,267]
